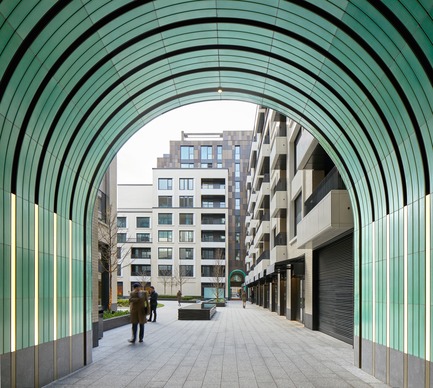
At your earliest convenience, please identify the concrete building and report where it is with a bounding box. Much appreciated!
[117,131,252,299]
[245,108,354,344]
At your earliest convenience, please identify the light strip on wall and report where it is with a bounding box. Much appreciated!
[35,204,39,346]
[372,221,376,343]
[54,213,57,340]
[403,206,408,354]
[11,194,16,352]
[426,195,431,362]
[386,214,390,348]
[69,220,73,337]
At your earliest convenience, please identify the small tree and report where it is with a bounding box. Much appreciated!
[158,266,173,295]
[98,205,131,311]
[174,265,190,294]
[211,248,226,301]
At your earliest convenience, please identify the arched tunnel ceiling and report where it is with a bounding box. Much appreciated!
[0,0,432,226]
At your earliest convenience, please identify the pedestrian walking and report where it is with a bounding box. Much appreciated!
[241,290,247,308]
[128,283,148,343]
[148,286,158,322]
[177,290,182,306]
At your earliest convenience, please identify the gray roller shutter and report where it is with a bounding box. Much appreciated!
[317,234,353,344]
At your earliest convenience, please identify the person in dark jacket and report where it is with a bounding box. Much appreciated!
[128,283,148,343]
[148,286,158,322]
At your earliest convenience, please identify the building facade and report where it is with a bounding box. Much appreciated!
[245,108,354,343]
[118,131,252,299]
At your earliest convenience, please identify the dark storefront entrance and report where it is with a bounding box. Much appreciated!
[314,234,354,344]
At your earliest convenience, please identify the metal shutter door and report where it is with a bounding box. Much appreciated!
[317,234,353,344]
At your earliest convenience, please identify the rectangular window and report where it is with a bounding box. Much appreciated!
[131,248,151,259]
[158,265,173,276]
[200,145,213,160]
[158,230,173,242]
[131,264,151,276]
[202,248,225,260]
[181,163,194,168]
[179,247,194,260]
[294,192,302,236]
[158,213,173,225]
[158,196,172,207]
[117,233,127,243]
[179,230,194,242]
[179,178,194,190]
[181,146,194,160]
[235,181,240,192]
[235,163,240,178]
[217,145,222,160]
[179,196,193,208]
[200,162,213,168]
[117,217,126,228]
[136,233,151,242]
[235,198,240,210]
[179,213,193,225]
[136,216,150,228]
[234,145,240,160]
[158,178,173,190]
[117,247,122,259]
[217,163,222,169]
[158,247,173,259]
[180,265,194,277]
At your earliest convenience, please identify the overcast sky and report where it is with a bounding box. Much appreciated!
[117,101,258,184]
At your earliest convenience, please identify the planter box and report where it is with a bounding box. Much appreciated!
[103,314,131,331]
[178,303,216,320]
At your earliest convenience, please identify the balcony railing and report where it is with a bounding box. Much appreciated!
[274,233,287,246]
[304,166,346,216]
[256,250,270,265]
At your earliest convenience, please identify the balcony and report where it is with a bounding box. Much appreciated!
[271,191,287,217]
[271,245,287,263]
[297,190,354,249]
[304,166,346,215]
[255,220,270,243]
[270,138,287,170]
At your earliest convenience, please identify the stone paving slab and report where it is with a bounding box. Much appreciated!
[44,301,389,388]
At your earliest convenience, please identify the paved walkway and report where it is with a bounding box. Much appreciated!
[45,301,389,387]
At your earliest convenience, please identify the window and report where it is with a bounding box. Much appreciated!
[136,216,150,228]
[179,230,194,242]
[158,196,172,207]
[179,248,194,260]
[235,181,240,192]
[217,162,222,169]
[158,247,173,259]
[117,247,122,259]
[158,213,172,225]
[158,178,172,190]
[202,248,225,260]
[201,265,224,277]
[217,145,222,160]
[201,145,213,160]
[235,198,240,209]
[179,213,193,225]
[294,192,302,236]
[136,233,151,242]
[179,196,193,207]
[200,162,212,168]
[235,232,240,243]
[294,129,302,175]
[117,233,127,243]
[235,249,241,261]
[234,145,240,160]
[181,146,194,160]
[117,217,126,228]
[181,163,194,168]
[180,265,194,277]
[158,230,173,242]
[235,163,240,178]
[179,178,193,190]
[131,248,151,259]
[158,265,172,276]
[131,264,151,276]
